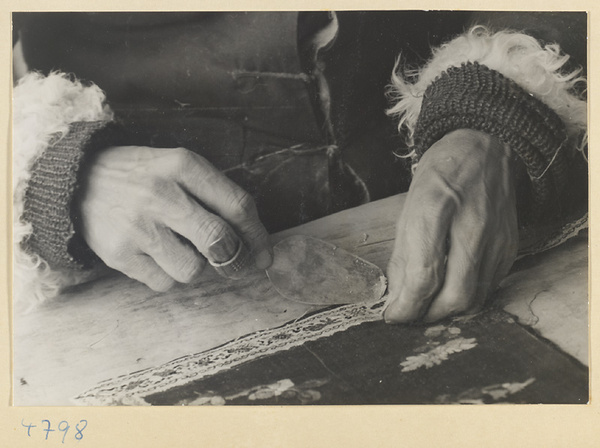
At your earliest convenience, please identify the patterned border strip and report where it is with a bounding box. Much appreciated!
[73,299,386,405]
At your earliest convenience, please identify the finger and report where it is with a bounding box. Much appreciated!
[163,197,254,279]
[423,217,486,323]
[138,227,207,284]
[487,241,518,296]
[491,216,519,289]
[476,220,518,304]
[383,191,454,323]
[175,150,272,269]
[472,245,500,310]
[383,242,406,317]
[220,190,272,270]
[117,253,176,292]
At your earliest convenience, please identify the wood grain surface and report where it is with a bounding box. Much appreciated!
[13,193,588,405]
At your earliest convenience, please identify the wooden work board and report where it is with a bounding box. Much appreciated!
[13,193,588,405]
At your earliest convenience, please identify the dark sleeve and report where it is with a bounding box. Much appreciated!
[21,121,128,270]
[411,62,576,228]
[413,13,588,236]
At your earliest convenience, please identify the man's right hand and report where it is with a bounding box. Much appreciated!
[76,146,273,291]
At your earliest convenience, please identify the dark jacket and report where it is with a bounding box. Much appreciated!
[14,11,587,271]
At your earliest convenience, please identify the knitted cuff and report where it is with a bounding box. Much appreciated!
[21,120,127,270]
[413,61,570,224]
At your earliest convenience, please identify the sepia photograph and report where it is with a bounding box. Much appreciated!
[11,10,588,408]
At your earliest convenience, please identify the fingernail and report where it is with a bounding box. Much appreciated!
[255,248,273,270]
[208,233,239,263]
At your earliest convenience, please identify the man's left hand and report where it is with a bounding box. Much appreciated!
[384,129,519,323]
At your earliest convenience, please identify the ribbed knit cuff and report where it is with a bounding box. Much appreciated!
[21,120,126,270]
[413,62,570,224]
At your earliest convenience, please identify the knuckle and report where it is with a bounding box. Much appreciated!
[129,219,166,251]
[146,176,172,198]
[103,242,134,271]
[128,215,150,235]
[194,218,228,248]
[172,146,192,161]
[227,190,256,219]
[169,147,196,175]
[177,256,205,283]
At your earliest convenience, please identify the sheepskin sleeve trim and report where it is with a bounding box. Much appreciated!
[413,61,570,224]
[21,120,126,270]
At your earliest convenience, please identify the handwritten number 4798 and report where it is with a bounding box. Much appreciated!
[22,419,87,442]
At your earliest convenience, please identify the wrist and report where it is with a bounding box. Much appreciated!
[411,63,569,225]
[435,129,512,159]
[415,129,515,191]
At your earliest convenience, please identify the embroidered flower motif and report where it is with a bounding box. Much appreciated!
[247,378,295,400]
[423,324,462,339]
[180,377,328,405]
[400,337,478,372]
[248,378,326,404]
[187,394,226,406]
[424,325,447,337]
[435,378,536,404]
[481,378,536,401]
